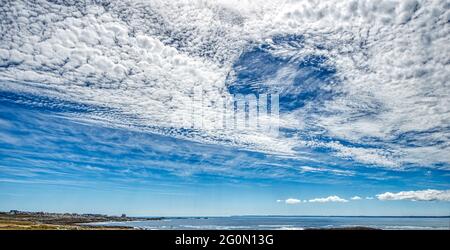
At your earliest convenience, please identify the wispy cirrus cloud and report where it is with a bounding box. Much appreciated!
[299,166,355,176]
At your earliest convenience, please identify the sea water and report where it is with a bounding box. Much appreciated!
[88,216,450,230]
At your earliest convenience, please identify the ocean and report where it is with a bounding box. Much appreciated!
[88,216,450,230]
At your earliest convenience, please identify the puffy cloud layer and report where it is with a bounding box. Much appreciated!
[0,0,295,156]
[0,0,449,172]
[376,189,450,201]
[275,0,450,168]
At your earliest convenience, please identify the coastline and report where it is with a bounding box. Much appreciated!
[0,211,157,230]
[2,211,447,230]
[0,211,379,230]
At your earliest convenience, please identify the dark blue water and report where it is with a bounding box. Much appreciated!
[88,216,450,230]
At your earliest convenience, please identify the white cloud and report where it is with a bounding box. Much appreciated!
[350,196,362,200]
[273,0,450,169]
[285,198,301,204]
[365,197,374,200]
[376,189,450,201]
[308,195,348,203]
[280,198,301,204]
[0,0,448,172]
[0,0,297,158]
[299,166,355,176]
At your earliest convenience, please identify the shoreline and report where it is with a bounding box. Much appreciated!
[5,210,443,230]
[0,210,159,230]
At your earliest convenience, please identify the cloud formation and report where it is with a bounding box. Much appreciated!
[350,196,362,200]
[308,195,349,203]
[299,166,355,176]
[278,196,349,204]
[282,198,301,204]
[376,189,450,201]
[0,0,449,174]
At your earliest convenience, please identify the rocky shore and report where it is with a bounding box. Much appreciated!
[0,210,159,230]
[1,211,383,230]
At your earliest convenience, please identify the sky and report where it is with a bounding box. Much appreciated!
[0,0,449,216]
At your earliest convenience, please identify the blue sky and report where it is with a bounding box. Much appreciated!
[0,0,449,216]
[0,92,449,216]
